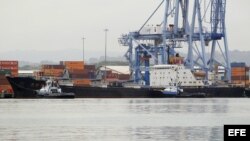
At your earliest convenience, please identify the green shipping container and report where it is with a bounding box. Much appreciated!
[0,69,11,75]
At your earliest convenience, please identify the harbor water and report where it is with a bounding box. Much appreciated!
[0,98,250,141]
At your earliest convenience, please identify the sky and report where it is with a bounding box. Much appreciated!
[0,0,249,62]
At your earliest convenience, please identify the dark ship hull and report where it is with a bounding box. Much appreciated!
[6,76,246,98]
[183,87,245,97]
[244,88,250,97]
[6,76,45,98]
[61,86,244,98]
[6,77,76,98]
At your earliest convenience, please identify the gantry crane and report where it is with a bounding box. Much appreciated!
[119,0,230,85]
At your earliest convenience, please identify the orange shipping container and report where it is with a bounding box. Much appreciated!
[65,63,83,67]
[43,72,63,77]
[64,61,84,70]
[231,70,245,72]
[41,65,65,70]
[68,69,86,74]
[232,73,246,76]
[43,70,61,74]
[64,62,84,66]
[11,71,18,76]
[66,66,84,70]
[43,71,63,75]
[0,85,12,89]
[11,72,18,77]
[64,61,84,65]
[73,79,91,86]
[43,70,63,76]
[231,67,247,71]
[231,70,245,73]
[0,85,13,93]
[231,73,246,76]
[231,69,246,73]
[65,63,84,67]
[42,69,64,73]
[11,69,18,72]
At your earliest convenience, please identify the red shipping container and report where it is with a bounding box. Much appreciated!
[73,79,91,86]
[106,73,118,79]
[0,61,18,65]
[0,66,18,70]
[0,79,10,85]
[118,74,130,80]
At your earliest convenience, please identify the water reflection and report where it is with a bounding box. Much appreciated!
[128,99,229,114]
[0,98,249,141]
[129,126,222,141]
[0,126,222,141]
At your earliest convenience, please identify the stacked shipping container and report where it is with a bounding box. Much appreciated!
[61,61,95,86]
[0,61,18,77]
[33,71,44,79]
[231,62,249,87]
[37,61,96,86]
[41,65,65,77]
[63,61,84,70]
[104,68,130,81]
[0,61,18,95]
[106,73,130,81]
[0,74,13,94]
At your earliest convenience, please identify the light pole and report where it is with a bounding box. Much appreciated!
[104,29,108,83]
[82,36,85,62]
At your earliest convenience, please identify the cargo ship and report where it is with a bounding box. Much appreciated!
[6,76,245,98]
[5,64,246,98]
[7,76,209,98]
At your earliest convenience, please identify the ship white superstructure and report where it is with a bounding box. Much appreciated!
[150,65,204,88]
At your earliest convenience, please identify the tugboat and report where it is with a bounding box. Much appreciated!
[36,79,75,98]
[161,82,183,96]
